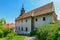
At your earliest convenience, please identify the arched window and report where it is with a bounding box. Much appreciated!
[43,17,46,21]
[25,19,27,22]
[26,27,28,32]
[36,18,38,22]
[21,27,23,31]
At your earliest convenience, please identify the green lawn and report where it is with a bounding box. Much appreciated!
[0,36,25,40]
[12,36,25,40]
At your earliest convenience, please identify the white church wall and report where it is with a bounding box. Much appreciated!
[34,14,54,28]
[15,13,54,34]
[15,18,31,34]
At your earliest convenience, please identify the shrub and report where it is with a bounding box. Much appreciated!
[0,24,14,38]
[3,28,13,37]
[57,37,60,40]
[6,32,17,40]
[0,29,4,38]
[36,21,60,40]
[30,28,37,36]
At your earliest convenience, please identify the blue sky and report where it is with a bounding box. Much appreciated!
[0,0,60,23]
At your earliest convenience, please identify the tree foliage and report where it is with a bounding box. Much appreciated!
[0,18,6,24]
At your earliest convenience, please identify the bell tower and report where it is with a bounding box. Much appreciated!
[20,4,25,16]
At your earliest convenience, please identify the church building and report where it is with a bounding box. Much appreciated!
[15,2,57,34]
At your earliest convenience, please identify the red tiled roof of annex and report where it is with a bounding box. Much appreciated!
[3,23,15,29]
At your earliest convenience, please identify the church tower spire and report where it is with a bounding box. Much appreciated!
[20,4,25,16]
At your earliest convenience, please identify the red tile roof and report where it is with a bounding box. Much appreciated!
[3,23,15,29]
[16,2,54,21]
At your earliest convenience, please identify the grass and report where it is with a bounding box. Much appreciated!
[12,36,25,40]
[0,36,25,40]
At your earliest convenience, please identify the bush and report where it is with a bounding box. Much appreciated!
[3,28,13,37]
[0,24,13,38]
[36,21,60,40]
[6,32,17,40]
[30,28,37,36]
[0,29,4,38]
[57,37,60,40]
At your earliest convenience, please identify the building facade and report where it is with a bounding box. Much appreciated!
[15,2,57,34]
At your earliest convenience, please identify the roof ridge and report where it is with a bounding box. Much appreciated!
[25,2,53,14]
[16,2,54,21]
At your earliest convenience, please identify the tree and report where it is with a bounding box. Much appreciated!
[0,18,6,24]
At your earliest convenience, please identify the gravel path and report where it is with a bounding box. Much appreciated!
[24,36,37,40]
